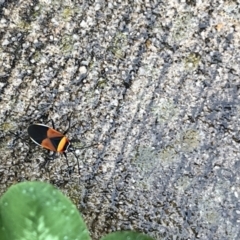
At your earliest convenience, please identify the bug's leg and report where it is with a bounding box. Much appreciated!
[50,119,55,129]
[44,119,55,129]
[8,130,23,147]
[63,152,74,175]
[71,142,98,149]
[39,151,56,169]
[63,112,73,135]
[39,158,50,169]
[63,152,69,166]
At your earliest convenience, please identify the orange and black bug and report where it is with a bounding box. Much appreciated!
[27,117,80,174]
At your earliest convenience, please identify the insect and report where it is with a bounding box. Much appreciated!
[27,115,81,174]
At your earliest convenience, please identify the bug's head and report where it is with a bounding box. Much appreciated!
[65,142,74,153]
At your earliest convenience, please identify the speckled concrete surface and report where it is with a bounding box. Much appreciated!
[0,1,240,239]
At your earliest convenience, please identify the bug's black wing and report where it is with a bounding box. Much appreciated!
[28,125,49,145]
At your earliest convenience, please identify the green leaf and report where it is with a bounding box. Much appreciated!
[100,231,154,240]
[0,182,90,240]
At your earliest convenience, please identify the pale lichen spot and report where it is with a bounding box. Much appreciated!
[184,52,201,71]
[178,129,200,152]
[159,145,178,167]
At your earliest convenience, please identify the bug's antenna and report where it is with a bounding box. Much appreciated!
[73,143,98,150]
[63,112,73,135]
